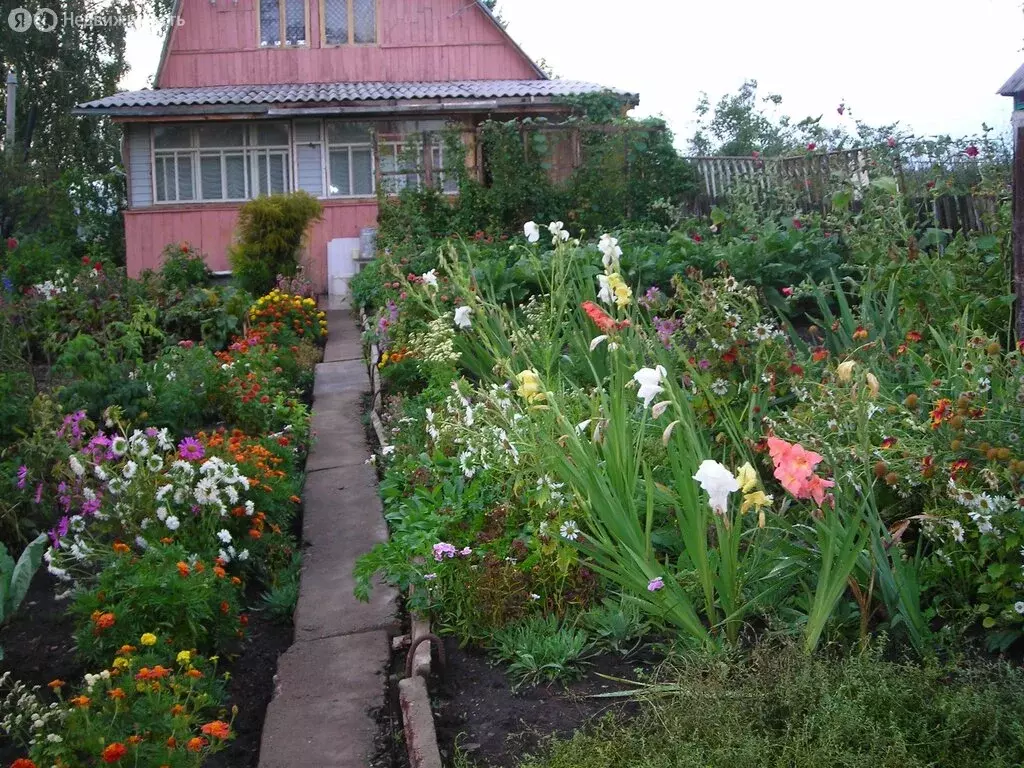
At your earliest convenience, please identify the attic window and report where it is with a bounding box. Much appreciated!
[322,0,376,45]
[260,0,307,47]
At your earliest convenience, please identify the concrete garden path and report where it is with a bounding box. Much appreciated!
[259,310,398,768]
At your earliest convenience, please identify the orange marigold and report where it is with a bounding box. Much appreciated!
[11,758,37,768]
[112,541,131,554]
[187,668,204,679]
[101,742,128,763]
[117,644,137,655]
[108,688,126,700]
[177,561,191,577]
[93,612,116,630]
[186,737,208,753]
[70,695,90,708]
[166,737,178,748]
[200,720,231,740]
[47,679,65,690]
[170,704,186,716]
[127,735,143,745]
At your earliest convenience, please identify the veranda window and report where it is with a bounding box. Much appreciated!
[378,127,458,195]
[153,123,292,204]
[260,0,307,47]
[322,0,376,45]
[326,122,375,197]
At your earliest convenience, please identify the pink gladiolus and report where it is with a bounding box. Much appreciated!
[767,436,835,504]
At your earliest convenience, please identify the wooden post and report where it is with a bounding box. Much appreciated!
[4,71,16,157]
[1013,124,1024,342]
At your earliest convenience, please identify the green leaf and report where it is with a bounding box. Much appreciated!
[982,616,997,629]
[5,533,48,618]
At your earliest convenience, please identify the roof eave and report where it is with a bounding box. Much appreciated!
[997,63,1024,96]
[72,93,617,119]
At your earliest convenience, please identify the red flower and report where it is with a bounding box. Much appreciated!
[905,330,922,343]
[951,459,970,478]
[781,286,794,297]
[12,759,37,768]
[751,150,760,159]
[201,720,232,740]
[102,743,128,763]
[692,233,702,243]
[580,301,629,333]
[880,436,897,449]
[965,145,979,158]
[929,398,952,429]
[811,347,829,362]
[5,237,17,251]
[887,137,896,148]
[82,256,91,265]
[807,142,816,151]
[792,218,803,230]
[926,180,936,189]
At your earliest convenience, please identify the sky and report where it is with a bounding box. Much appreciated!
[123,0,1024,148]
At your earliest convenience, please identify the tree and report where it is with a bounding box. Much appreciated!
[0,0,170,175]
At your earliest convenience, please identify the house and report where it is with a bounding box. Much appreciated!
[73,0,637,299]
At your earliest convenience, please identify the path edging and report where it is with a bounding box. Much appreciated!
[362,308,445,768]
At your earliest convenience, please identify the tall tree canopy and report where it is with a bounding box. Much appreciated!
[0,0,170,175]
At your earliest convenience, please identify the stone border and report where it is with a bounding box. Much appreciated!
[361,307,445,768]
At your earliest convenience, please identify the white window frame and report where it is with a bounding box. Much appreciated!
[259,0,309,48]
[151,123,293,205]
[325,122,376,199]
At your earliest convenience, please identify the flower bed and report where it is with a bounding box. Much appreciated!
[0,243,326,768]
[355,180,1024,763]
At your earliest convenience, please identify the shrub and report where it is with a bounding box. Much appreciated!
[228,192,322,295]
[158,241,211,291]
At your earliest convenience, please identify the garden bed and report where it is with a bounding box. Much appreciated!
[0,568,295,768]
[432,639,650,767]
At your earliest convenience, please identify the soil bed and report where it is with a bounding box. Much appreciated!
[0,575,293,768]
[432,638,656,767]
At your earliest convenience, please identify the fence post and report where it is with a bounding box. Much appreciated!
[1013,124,1024,341]
[4,71,16,157]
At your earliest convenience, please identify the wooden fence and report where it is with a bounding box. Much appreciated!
[686,149,1002,233]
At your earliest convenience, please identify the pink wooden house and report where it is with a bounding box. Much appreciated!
[74,0,636,299]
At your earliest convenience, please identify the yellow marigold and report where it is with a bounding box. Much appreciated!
[140,633,157,647]
[176,650,191,665]
[112,657,129,669]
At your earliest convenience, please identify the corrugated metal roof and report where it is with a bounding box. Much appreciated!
[998,63,1024,96]
[76,79,634,112]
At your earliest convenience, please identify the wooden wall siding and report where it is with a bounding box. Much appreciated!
[125,125,153,208]
[158,0,540,87]
[124,200,378,292]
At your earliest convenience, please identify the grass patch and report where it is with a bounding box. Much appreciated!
[518,644,1024,768]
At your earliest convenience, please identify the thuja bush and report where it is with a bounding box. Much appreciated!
[229,192,322,295]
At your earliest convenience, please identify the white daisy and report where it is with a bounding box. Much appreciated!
[559,519,580,541]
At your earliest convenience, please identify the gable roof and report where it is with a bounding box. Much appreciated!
[153,0,547,87]
[74,79,636,116]
[998,63,1024,96]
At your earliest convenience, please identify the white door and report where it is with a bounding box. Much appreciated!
[327,237,360,307]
